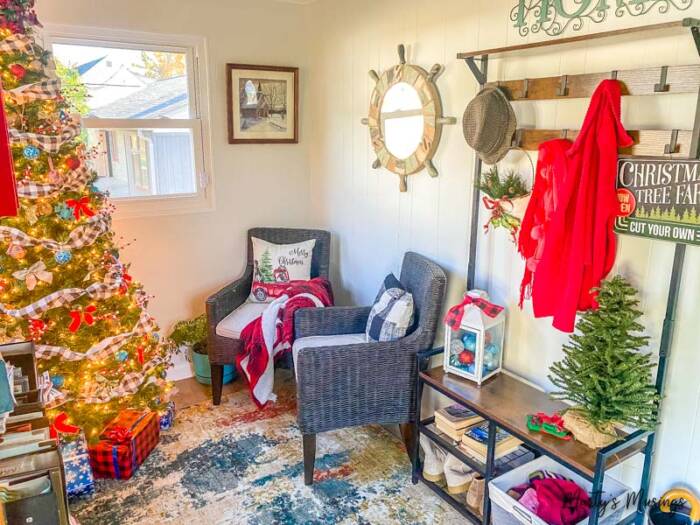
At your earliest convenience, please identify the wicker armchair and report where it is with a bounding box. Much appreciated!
[293,252,447,485]
[205,227,330,405]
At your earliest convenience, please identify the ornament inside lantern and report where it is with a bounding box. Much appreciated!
[444,290,506,386]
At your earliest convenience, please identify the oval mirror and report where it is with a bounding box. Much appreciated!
[381,82,425,160]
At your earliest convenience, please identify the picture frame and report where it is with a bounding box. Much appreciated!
[226,63,299,144]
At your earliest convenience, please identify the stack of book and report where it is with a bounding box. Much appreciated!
[459,420,523,463]
[434,404,483,442]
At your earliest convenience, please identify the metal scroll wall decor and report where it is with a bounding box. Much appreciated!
[511,0,694,37]
[362,45,455,192]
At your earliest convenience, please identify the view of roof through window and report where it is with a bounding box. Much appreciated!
[52,43,190,119]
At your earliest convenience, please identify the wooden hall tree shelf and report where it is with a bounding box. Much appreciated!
[410,18,700,525]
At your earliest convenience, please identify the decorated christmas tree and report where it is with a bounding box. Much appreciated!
[0,0,172,440]
[549,276,659,448]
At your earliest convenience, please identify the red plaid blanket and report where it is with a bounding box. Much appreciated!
[237,278,333,408]
[88,410,159,479]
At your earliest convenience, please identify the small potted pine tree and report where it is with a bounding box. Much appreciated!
[169,315,235,385]
[548,276,660,448]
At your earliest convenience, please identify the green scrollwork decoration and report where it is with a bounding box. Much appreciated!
[511,0,693,37]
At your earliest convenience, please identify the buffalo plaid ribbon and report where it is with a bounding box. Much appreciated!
[17,166,92,198]
[36,311,156,363]
[80,356,163,404]
[9,119,81,153]
[5,79,62,105]
[0,259,124,319]
[89,410,160,479]
[0,34,32,54]
[444,294,504,331]
[0,213,109,252]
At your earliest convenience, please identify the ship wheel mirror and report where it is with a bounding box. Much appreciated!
[362,44,455,192]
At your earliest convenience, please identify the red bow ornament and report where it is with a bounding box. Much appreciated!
[444,291,505,331]
[68,305,97,332]
[49,411,81,439]
[104,426,133,444]
[66,196,95,220]
[119,273,133,295]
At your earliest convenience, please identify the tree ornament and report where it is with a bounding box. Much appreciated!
[0,278,7,292]
[548,276,659,449]
[461,332,477,352]
[64,156,81,171]
[28,59,43,72]
[28,318,48,341]
[36,200,53,216]
[137,346,145,365]
[9,63,26,79]
[115,350,128,362]
[7,243,25,260]
[23,145,39,160]
[54,202,73,220]
[51,374,64,388]
[24,204,38,225]
[66,196,95,220]
[54,250,72,265]
[458,349,475,366]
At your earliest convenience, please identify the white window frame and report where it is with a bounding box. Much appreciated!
[43,24,214,219]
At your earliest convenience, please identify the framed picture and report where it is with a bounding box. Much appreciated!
[226,64,299,144]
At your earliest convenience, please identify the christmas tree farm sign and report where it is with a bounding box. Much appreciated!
[615,158,700,245]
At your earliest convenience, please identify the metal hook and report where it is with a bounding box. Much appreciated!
[654,66,669,92]
[664,129,679,155]
[557,75,569,97]
[398,44,406,65]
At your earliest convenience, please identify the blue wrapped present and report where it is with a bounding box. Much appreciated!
[59,432,95,498]
[159,401,175,431]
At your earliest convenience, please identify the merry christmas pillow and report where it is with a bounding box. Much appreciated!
[249,237,316,303]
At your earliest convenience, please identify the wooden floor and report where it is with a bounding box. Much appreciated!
[171,376,237,409]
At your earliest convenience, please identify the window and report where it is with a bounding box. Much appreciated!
[46,25,213,217]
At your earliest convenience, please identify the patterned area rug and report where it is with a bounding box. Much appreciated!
[71,371,463,524]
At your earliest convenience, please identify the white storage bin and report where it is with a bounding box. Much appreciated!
[489,456,635,525]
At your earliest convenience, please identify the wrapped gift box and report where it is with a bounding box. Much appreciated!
[59,432,95,499]
[88,410,159,480]
[159,401,175,431]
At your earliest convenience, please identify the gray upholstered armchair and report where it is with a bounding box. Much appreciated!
[293,252,447,485]
[205,227,330,405]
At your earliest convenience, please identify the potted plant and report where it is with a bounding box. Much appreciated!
[169,315,235,385]
[548,276,660,448]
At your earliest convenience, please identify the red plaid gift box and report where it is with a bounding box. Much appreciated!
[88,409,160,480]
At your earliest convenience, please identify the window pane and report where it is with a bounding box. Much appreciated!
[86,128,197,198]
[52,43,190,119]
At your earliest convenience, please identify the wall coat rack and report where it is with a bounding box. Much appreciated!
[412,17,700,525]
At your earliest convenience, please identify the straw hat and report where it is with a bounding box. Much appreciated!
[462,86,517,165]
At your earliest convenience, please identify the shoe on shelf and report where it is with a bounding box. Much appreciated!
[444,453,475,495]
[466,474,485,515]
[419,434,447,484]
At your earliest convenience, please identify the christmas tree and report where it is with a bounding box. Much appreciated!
[258,249,274,283]
[549,276,659,437]
[0,0,172,440]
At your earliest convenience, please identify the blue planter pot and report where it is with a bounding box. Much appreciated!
[191,349,235,385]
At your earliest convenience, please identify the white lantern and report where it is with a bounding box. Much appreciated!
[443,290,506,386]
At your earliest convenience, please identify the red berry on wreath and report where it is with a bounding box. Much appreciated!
[458,350,475,365]
[64,156,81,171]
[9,63,26,79]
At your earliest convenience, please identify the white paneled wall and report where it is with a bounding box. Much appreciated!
[307,0,700,496]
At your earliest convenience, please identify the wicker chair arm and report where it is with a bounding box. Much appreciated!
[205,268,253,326]
[295,337,420,433]
[294,306,372,338]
